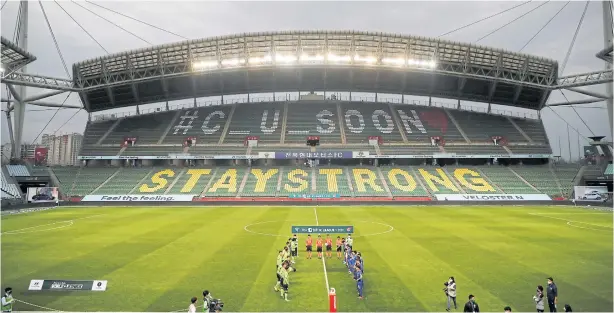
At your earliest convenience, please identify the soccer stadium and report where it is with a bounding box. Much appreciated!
[1,1,613,312]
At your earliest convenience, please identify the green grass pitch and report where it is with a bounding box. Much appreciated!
[1,205,612,312]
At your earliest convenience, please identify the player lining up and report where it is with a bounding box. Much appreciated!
[316,235,324,259]
[305,235,313,259]
[336,236,343,259]
[325,234,333,259]
[341,234,365,299]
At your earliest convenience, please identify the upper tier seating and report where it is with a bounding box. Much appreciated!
[163,106,233,144]
[340,102,404,144]
[224,103,284,144]
[83,120,116,145]
[443,145,508,154]
[122,146,182,156]
[284,102,341,144]
[80,146,122,156]
[512,118,549,144]
[6,165,30,177]
[507,145,552,154]
[450,110,525,143]
[77,101,552,158]
[393,105,464,143]
[102,111,176,145]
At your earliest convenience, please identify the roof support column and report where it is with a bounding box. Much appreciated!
[323,67,327,99]
[12,0,28,159]
[603,0,613,133]
[220,74,224,104]
[245,71,250,102]
[136,105,140,115]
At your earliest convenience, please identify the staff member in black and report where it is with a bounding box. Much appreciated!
[546,277,558,312]
[463,294,479,313]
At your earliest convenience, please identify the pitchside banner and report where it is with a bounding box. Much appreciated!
[81,195,196,202]
[275,151,353,159]
[288,193,341,199]
[28,279,107,291]
[292,226,354,234]
[435,194,552,201]
[574,186,609,201]
[26,187,59,203]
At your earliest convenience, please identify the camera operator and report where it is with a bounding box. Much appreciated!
[1,287,14,313]
[202,290,222,312]
[446,277,457,312]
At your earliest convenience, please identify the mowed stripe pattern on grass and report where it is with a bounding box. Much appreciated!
[1,206,612,312]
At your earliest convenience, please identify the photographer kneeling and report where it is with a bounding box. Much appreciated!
[202,290,223,312]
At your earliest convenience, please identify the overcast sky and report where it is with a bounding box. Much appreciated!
[1,0,611,161]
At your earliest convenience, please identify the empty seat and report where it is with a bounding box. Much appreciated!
[341,103,404,144]
[224,103,283,144]
[6,165,30,177]
[451,110,525,143]
[393,104,463,143]
[285,102,341,144]
[102,111,176,145]
[163,106,233,145]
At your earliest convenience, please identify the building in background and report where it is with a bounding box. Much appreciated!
[41,133,83,166]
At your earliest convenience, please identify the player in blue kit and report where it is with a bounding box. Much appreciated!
[355,264,364,299]
[348,251,357,276]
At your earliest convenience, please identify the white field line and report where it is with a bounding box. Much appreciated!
[528,213,613,232]
[314,206,330,294]
[1,214,107,235]
[15,298,62,311]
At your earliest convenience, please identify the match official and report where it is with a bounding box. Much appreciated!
[546,277,558,312]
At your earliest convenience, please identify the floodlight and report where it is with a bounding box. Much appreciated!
[275,54,297,63]
[355,55,377,64]
[300,54,325,63]
[382,58,405,66]
[327,53,351,63]
[221,58,244,66]
[248,55,272,65]
[192,60,218,70]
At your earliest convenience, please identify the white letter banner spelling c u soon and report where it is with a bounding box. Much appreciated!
[435,194,552,201]
[81,195,196,202]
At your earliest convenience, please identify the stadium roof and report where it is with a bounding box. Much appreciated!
[1,36,36,76]
[72,30,560,112]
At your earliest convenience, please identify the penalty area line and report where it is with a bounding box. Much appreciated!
[314,206,330,294]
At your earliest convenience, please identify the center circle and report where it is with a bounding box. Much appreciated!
[243,220,394,237]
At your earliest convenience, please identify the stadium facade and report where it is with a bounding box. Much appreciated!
[2,30,613,203]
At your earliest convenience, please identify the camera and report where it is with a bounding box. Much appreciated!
[443,282,449,295]
[209,298,224,312]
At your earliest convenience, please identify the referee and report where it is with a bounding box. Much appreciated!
[546,277,558,312]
